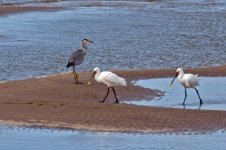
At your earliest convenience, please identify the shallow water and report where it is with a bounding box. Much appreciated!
[125,77,226,110]
[1,126,226,150]
[0,0,226,81]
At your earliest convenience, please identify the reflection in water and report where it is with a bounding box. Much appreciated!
[183,103,203,110]
[1,125,226,150]
[125,77,226,111]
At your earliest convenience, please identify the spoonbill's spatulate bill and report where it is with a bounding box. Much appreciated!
[89,67,127,103]
[170,68,203,105]
[66,39,93,84]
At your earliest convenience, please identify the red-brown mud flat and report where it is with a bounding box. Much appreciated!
[1,65,226,133]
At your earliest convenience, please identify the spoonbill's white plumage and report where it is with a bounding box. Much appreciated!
[89,67,127,103]
[170,68,203,105]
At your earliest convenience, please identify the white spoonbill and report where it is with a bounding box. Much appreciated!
[88,67,127,103]
[170,68,203,105]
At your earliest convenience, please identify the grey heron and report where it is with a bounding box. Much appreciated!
[170,68,203,105]
[88,67,127,103]
[66,38,93,84]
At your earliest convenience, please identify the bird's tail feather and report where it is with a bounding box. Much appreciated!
[119,77,127,87]
[195,74,201,81]
[66,62,73,68]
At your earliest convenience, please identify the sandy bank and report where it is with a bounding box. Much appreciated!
[0,5,61,16]
[0,65,226,133]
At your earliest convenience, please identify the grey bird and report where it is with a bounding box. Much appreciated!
[66,38,94,84]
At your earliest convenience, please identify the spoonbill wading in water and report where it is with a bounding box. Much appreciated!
[88,67,127,103]
[170,68,203,105]
[66,39,94,84]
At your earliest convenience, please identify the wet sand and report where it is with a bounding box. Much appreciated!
[1,65,226,133]
[0,5,60,16]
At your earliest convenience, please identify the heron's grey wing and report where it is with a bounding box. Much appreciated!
[68,49,86,66]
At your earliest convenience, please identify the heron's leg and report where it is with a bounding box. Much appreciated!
[183,88,187,105]
[74,71,79,83]
[100,87,109,103]
[194,88,203,104]
[72,67,83,84]
[72,66,78,83]
[111,87,119,104]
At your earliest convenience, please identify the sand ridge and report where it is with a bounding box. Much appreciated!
[1,66,226,133]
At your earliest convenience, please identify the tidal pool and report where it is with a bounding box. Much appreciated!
[125,77,226,110]
[1,126,226,150]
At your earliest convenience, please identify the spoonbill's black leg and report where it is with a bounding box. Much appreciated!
[111,87,119,104]
[183,88,187,105]
[100,87,110,103]
[194,88,203,105]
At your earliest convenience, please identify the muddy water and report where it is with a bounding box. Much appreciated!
[1,126,226,150]
[125,77,226,110]
[0,0,226,81]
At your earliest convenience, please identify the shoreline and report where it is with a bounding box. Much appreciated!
[0,120,165,134]
[1,65,226,133]
[0,5,62,16]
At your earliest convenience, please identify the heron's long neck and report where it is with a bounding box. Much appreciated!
[81,43,88,50]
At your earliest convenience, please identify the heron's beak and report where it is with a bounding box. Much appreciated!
[89,40,94,43]
[169,72,179,87]
[88,71,96,85]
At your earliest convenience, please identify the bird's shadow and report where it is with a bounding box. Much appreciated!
[74,82,84,84]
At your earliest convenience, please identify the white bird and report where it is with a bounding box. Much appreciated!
[89,67,127,103]
[66,39,93,84]
[170,68,203,105]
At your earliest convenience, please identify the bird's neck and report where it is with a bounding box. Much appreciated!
[178,73,184,80]
[81,43,88,50]
[94,72,101,83]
